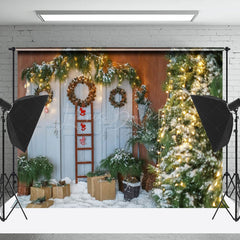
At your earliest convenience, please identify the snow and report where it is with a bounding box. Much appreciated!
[16,181,156,208]
[61,177,71,184]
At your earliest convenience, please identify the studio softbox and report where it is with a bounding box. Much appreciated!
[191,95,233,152]
[6,95,48,152]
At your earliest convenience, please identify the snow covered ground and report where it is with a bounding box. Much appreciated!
[17,181,156,208]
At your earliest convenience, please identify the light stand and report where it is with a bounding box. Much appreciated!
[223,47,231,197]
[6,47,18,193]
[191,95,240,222]
[0,107,27,221]
[213,105,240,221]
[0,95,48,221]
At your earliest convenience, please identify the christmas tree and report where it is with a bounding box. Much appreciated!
[152,52,223,208]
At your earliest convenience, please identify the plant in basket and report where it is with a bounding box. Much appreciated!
[17,154,34,195]
[31,156,54,183]
[18,154,53,199]
[100,148,143,200]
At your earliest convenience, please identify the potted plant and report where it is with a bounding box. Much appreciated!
[121,153,143,201]
[17,154,33,195]
[100,149,142,200]
[17,155,54,196]
[31,156,54,184]
[29,156,54,201]
[127,96,160,192]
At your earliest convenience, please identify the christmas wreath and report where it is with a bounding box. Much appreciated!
[34,85,53,105]
[109,87,127,108]
[67,76,96,107]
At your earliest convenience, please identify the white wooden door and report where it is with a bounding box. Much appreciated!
[100,80,132,161]
[61,71,132,180]
[28,72,132,181]
[27,81,61,180]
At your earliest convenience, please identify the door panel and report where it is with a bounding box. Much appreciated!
[27,80,61,180]
[28,70,132,181]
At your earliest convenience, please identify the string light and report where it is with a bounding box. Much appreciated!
[180,182,185,187]
[154,52,222,208]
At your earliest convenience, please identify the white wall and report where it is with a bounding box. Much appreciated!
[0,24,239,176]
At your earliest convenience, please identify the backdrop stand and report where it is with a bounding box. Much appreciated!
[6,47,18,194]
[223,47,231,197]
[0,108,27,221]
[213,109,240,221]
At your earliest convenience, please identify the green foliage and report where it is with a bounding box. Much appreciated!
[31,156,54,181]
[86,169,107,177]
[209,75,222,99]
[32,196,46,204]
[153,52,223,208]
[127,107,160,160]
[100,149,143,179]
[21,52,142,96]
[18,155,53,185]
[32,182,43,188]
[104,176,115,182]
[135,85,149,105]
[17,154,34,186]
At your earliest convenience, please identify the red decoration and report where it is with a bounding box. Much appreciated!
[80,136,86,145]
[44,106,49,113]
[81,123,86,131]
[80,107,86,116]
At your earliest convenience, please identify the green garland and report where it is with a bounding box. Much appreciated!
[34,84,53,105]
[22,52,142,91]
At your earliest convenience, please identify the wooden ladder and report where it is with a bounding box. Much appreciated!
[75,103,94,183]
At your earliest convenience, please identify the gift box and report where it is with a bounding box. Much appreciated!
[30,186,52,201]
[27,200,54,208]
[52,184,71,199]
[95,179,116,201]
[87,174,110,197]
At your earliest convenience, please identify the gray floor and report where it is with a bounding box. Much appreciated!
[0,234,239,240]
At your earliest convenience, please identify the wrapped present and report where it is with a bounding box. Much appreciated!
[30,186,52,201]
[95,178,116,201]
[87,174,110,197]
[52,184,71,199]
[27,199,54,208]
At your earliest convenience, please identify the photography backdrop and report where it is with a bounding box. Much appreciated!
[18,49,222,208]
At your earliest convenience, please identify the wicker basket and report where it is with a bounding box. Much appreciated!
[18,181,31,196]
[123,181,141,201]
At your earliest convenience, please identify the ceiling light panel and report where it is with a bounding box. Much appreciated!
[36,11,198,22]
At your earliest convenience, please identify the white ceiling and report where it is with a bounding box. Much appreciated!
[1,0,240,25]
